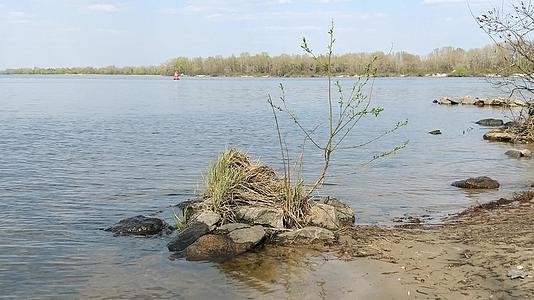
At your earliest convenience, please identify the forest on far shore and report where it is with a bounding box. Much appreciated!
[1,44,519,77]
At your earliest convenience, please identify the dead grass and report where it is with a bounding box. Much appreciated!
[203,148,309,226]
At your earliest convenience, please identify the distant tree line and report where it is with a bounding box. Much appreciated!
[1,44,518,77]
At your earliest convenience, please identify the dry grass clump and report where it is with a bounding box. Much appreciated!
[204,148,309,225]
[506,115,534,143]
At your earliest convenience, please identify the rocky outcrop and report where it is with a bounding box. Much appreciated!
[505,149,532,159]
[105,215,169,236]
[452,176,500,189]
[276,226,335,244]
[235,206,284,228]
[434,96,527,107]
[476,118,504,126]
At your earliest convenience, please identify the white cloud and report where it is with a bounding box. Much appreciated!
[85,4,120,12]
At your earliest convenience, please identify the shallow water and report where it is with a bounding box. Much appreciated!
[0,75,532,298]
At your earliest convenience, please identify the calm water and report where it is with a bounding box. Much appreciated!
[1,75,533,299]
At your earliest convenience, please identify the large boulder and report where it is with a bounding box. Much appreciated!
[483,129,516,143]
[167,221,210,252]
[105,215,169,236]
[505,149,532,159]
[185,225,265,261]
[235,206,284,228]
[307,203,340,230]
[452,176,500,189]
[476,118,504,126]
[276,226,335,244]
[318,197,355,226]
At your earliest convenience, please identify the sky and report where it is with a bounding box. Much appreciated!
[0,0,502,69]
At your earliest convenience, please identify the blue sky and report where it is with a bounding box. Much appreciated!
[0,0,498,69]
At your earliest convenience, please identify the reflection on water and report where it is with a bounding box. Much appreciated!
[0,75,533,298]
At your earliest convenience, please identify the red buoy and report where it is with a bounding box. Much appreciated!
[173,71,180,80]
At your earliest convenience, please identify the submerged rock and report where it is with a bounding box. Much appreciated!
[106,215,169,236]
[505,149,532,159]
[476,118,504,126]
[167,221,210,252]
[235,206,284,228]
[276,226,334,244]
[452,176,500,189]
[428,129,442,135]
[483,129,516,143]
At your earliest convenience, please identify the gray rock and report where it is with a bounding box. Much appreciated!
[505,149,532,158]
[235,206,284,228]
[106,215,169,236]
[276,226,335,244]
[483,129,515,143]
[428,129,442,135]
[476,118,504,126]
[435,97,453,105]
[215,223,250,233]
[452,176,500,189]
[228,225,265,244]
[167,221,210,252]
[507,269,529,279]
[318,197,355,226]
[307,203,340,230]
[194,210,220,228]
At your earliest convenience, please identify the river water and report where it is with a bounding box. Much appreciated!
[1,75,533,299]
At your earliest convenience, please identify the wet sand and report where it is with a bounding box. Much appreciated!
[224,191,534,299]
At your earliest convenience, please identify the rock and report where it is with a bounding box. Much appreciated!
[505,149,532,158]
[235,206,284,228]
[318,197,355,226]
[175,197,208,216]
[435,97,453,105]
[483,129,515,143]
[452,176,500,189]
[276,226,335,244]
[167,221,210,252]
[476,118,504,126]
[307,203,340,230]
[228,225,265,244]
[105,215,169,236]
[185,226,265,261]
[185,234,238,261]
[428,129,442,135]
[194,210,220,228]
[460,95,476,105]
[215,223,250,233]
[507,269,529,279]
